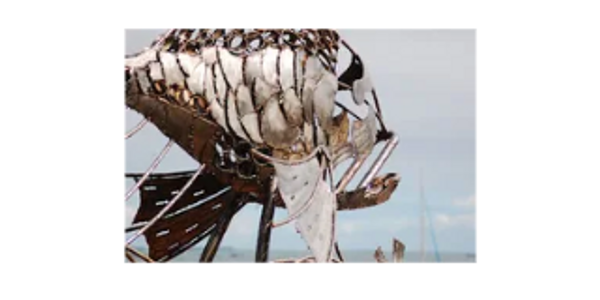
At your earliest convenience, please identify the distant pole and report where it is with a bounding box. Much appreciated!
[421,169,441,262]
[420,169,426,262]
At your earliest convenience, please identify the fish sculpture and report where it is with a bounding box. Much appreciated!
[125,29,400,262]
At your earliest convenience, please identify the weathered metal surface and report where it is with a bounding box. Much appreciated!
[128,170,240,261]
[271,152,336,262]
[199,194,244,262]
[294,178,336,262]
[336,173,400,211]
[272,155,322,227]
[125,29,401,262]
[126,83,273,196]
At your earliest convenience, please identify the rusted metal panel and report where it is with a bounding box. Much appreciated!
[128,170,240,261]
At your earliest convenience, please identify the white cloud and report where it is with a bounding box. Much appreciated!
[453,194,476,207]
[433,213,475,229]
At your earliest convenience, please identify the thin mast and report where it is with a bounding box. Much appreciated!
[421,169,441,262]
[420,169,426,262]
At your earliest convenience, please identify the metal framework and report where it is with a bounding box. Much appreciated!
[121,26,400,266]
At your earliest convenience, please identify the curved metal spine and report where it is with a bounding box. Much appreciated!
[125,140,174,201]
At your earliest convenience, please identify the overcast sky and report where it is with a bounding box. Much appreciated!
[125,29,475,254]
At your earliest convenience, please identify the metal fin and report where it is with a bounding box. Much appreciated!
[209,99,228,132]
[279,48,295,91]
[282,89,304,127]
[218,48,244,89]
[186,60,206,95]
[300,78,315,122]
[204,65,216,105]
[244,52,263,86]
[273,157,336,262]
[304,55,323,82]
[134,68,152,94]
[351,106,378,155]
[202,47,218,65]
[260,98,300,148]
[262,47,280,87]
[295,177,336,262]
[313,71,337,131]
[241,113,264,144]
[149,61,164,81]
[160,52,185,87]
[214,65,227,106]
[236,85,255,117]
[226,90,250,141]
[254,77,275,110]
[273,156,321,219]
[294,49,305,97]
[328,111,350,150]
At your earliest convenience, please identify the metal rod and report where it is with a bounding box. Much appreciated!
[125,140,174,202]
[125,223,145,233]
[334,242,345,262]
[255,178,277,262]
[335,101,361,120]
[121,119,148,140]
[358,133,398,188]
[125,251,136,263]
[199,193,241,262]
[121,245,156,267]
[151,29,176,50]
[335,154,369,194]
[121,166,204,247]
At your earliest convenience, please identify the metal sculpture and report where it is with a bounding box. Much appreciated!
[125,29,400,263]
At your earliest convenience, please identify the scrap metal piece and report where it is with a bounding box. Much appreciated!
[127,170,236,261]
[125,29,402,263]
[121,245,156,267]
[336,173,400,211]
[200,193,245,262]
[272,155,321,227]
[271,153,336,262]
[337,52,373,106]
[351,106,378,155]
[294,176,336,262]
